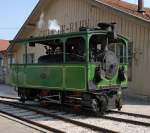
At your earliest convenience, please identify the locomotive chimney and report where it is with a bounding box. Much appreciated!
[138,0,145,13]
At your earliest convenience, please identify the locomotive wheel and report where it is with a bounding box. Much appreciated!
[18,88,26,103]
[98,95,108,114]
[90,95,108,114]
[91,98,100,113]
[20,93,26,103]
[20,98,25,103]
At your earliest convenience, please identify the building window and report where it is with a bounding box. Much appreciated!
[23,53,35,64]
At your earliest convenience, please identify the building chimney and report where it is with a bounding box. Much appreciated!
[138,0,145,13]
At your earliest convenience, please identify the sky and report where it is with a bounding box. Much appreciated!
[0,0,150,40]
[123,0,150,7]
[0,0,39,40]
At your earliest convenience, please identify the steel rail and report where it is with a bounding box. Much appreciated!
[0,96,41,108]
[0,108,65,133]
[0,96,20,100]
[108,110,150,119]
[100,115,150,127]
[0,100,118,133]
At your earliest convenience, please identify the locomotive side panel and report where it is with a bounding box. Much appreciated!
[17,65,25,86]
[11,64,87,91]
[65,64,86,91]
[11,64,64,90]
[25,65,63,90]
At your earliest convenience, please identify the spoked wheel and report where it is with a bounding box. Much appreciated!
[91,95,108,115]
[18,88,27,103]
[91,98,100,113]
[19,95,26,103]
[20,94,26,103]
[98,95,108,114]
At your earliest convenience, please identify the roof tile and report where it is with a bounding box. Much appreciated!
[97,0,150,21]
[0,40,9,51]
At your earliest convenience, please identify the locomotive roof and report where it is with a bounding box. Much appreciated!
[10,30,128,44]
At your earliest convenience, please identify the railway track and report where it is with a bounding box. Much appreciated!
[0,96,150,132]
[0,99,117,133]
[0,95,20,100]
[53,107,150,127]
[0,103,64,133]
[108,110,150,119]
[100,113,150,127]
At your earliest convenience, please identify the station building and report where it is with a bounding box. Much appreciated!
[9,0,150,96]
[0,40,9,83]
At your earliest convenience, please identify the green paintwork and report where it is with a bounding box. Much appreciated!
[10,64,86,91]
[10,65,18,85]
[10,30,129,91]
[65,64,86,91]
[25,65,63,88]
[88,63,128,89]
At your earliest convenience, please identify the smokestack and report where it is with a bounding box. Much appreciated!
[138,0,145,13]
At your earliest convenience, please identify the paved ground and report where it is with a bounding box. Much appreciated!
[0,114,45,133]
[122,95,150,115]
[0,84,17,97]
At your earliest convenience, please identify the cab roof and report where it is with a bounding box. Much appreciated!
[10,29,128,44]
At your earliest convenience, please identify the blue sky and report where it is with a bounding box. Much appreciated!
[0,0,39,40]
[123,0,150,7]
[0,0,150,40]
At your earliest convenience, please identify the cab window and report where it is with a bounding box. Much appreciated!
[37,39,64,64]
[65,37,86,63]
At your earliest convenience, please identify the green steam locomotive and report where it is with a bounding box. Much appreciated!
[10,23,129,113]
